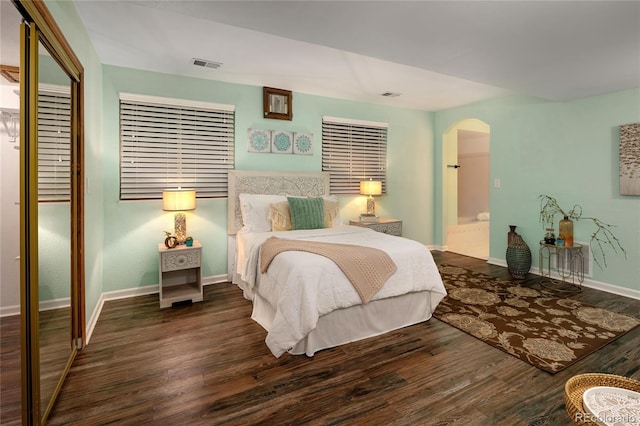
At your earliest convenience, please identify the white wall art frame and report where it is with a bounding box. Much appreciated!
[293,132,314,155]
[271,130,293,154]
[620,123,640,196]
[248,128,271,153]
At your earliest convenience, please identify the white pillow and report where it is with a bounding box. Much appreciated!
[239,193,287,232]
[323,195,342,226]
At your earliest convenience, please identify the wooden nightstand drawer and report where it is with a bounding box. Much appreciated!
[366,221,402,236]
[349,218,402,236]
[161,247,201,272]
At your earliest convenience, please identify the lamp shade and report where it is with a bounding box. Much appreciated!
[360,180,382,196]
[162,189,196,211]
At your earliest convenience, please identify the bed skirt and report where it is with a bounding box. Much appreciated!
[249,288,434,356]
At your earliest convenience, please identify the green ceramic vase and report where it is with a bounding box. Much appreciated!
[506,225,531,280]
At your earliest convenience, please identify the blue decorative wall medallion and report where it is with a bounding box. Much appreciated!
[293,132,313,155]
[247,128,313,155]
[248,128,271,153]
[271,131,293,154]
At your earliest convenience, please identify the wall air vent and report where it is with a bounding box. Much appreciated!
[381,92,401,97]
[192,58,222,69]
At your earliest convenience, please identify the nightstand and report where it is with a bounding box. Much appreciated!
[158,241,203,308]
[349,218,403,236]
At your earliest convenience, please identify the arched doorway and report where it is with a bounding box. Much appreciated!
[443,119,490,259]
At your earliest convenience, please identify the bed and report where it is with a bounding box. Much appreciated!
[227,170,447,357]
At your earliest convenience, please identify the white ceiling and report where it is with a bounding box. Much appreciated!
[8,1,640,111]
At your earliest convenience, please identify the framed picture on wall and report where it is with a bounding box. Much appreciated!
[293,132,313,155]
[263,87,292,121]
[247,128,271,153]
[271,131,293,154]
[620,123,640,195]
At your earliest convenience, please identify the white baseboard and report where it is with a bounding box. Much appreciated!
[0,304,19,317]
[99,273,227,303]
[203,274,228,286]
[487,257,507,267]
[486,257,639,300]
[85,293,104,346]
[1,297,71,318]
[580,279,640,300]
[102,284,159,301]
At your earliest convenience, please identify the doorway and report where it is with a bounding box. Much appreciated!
[443,119,490,259]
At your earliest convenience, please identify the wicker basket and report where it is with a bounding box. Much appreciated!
[564,373,640,425]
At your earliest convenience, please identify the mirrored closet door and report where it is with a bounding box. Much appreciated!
[11,0,85,424]
[36,36,74,422]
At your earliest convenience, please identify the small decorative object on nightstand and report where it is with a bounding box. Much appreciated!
[158,240,203,308]
[349,218,402,236]
[163,231,178,249]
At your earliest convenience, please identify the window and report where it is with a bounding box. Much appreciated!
[119,93,235,200]
[322,116,388,195]
[38,85,71,202]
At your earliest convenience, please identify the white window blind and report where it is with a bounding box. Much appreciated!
[38,87,71,202]
[119,94,235,200]
[322,116,388,195]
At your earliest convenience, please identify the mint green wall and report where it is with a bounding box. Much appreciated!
[48,0,638,308]
[39,55,69,85]
[47,0,105,320]
[101,65,435,291]
[434,90,640,290]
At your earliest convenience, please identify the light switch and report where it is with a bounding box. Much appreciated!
[494,178,501,188]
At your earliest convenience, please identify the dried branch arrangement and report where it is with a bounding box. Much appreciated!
[539,194,626,269]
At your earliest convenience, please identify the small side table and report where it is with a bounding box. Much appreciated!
[349,218,402,236]
[539,242,584,292]
[158,241,203,308]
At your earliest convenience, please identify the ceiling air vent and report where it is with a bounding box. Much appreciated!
[381,92,401,97]
[192,58,222,69]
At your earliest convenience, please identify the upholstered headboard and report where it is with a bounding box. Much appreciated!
[227,170,330,235]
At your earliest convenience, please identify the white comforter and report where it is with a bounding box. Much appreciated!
[236,225,447,357]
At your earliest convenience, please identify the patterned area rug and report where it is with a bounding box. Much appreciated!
[433,265,640,374]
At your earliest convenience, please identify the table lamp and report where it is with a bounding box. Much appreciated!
[360,179,382,215]
[162,188,196,244]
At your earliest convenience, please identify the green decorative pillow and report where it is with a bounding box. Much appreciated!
[287,196,325,230]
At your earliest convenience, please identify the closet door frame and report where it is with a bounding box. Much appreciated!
[14,0,85,424]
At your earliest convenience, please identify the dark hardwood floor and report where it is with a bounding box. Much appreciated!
[1,307,72,426]
[1,314,21,424]
[3,252,639,425]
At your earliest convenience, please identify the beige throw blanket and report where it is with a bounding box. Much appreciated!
[259,236,397,304]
